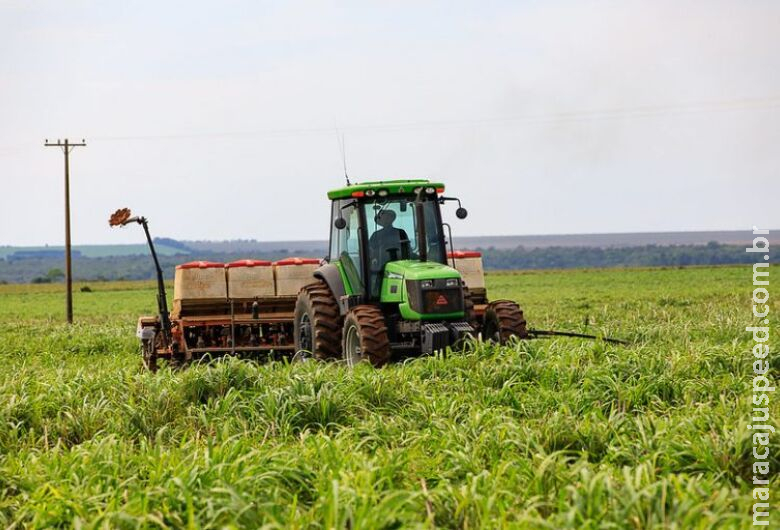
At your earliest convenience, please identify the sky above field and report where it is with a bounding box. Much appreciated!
[0,0,778,246]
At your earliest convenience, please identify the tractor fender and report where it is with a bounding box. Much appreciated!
[313,263,347,301]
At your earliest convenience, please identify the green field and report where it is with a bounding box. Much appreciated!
[0,266,777,528]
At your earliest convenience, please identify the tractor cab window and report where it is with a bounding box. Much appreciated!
[330,200,364,292]
[363,197,445,296]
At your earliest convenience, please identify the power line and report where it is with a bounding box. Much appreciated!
[87,95,780,142]
[0,95,771,159]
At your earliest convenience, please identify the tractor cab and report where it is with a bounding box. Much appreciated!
[327,180,451,300]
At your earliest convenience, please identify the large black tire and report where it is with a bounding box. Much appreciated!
[342,305,391,367]
[294,280,343,361]
[483,300,528,344]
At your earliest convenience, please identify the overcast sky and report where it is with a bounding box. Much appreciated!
[0,0,778,246]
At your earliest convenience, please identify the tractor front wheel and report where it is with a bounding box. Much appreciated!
[482,300,528,344]
[294,280,343,361]
[342,306,391,367]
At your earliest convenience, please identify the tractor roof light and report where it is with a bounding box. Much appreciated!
[351,191,365,198]
[364,189,376,197]
[425,186,436,194]
[378,189,388,197]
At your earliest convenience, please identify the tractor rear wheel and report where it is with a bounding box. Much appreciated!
[341,305,391,367]
[483,300,528,344]
[294,280,342,361]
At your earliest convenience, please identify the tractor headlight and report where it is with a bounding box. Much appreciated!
[378,189,388,197]
[445,278,459,287]
[421,280,433,289]
[365,189,376,197]
[425,186,436,194]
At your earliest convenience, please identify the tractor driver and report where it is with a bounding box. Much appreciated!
[369,209,410,289]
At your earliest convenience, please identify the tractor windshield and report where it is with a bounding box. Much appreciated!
[363,197,445,296]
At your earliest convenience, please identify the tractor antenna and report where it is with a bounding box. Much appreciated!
[336,130,351,186]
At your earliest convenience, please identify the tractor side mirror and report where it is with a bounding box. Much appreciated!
[456,207,468,219]
[334,217,347,229]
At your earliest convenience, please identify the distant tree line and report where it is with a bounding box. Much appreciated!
[152,237,194,252]
[5,249,84,261]
[0,249,326,284]
[0,242,776,284]
[475,242,779,270]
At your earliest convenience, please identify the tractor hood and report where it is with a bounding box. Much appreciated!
[384,260,461,281]
[381,260,465,320]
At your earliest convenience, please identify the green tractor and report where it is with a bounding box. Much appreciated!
[294,179,527,366]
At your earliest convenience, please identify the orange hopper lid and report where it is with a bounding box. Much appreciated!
[225,259,272,268]
[176,261,225,270]
[447,250,482,259]
[274,257,322,266]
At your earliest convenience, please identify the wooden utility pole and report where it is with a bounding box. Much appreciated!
[44,138,86,324]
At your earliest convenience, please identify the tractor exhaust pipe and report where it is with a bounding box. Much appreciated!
[415,188,428,262]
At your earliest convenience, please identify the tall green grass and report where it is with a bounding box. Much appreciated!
[0,266,777,528]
